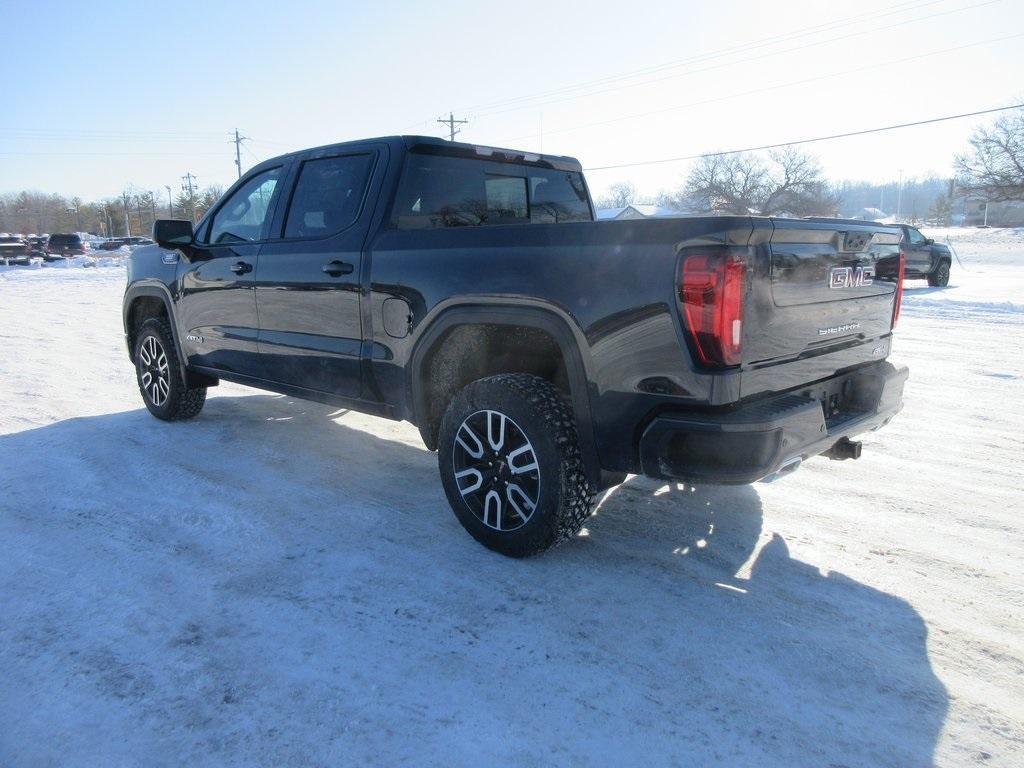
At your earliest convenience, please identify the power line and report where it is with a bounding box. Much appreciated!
[495,31,1023,145]
[399,0,992,130]
[471,0,998,121]
[583,103,1024,172]
[463,0,944,116]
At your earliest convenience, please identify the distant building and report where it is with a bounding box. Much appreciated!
[952,197,1024,227]
[595,204,692,220]
[850,207,888,222]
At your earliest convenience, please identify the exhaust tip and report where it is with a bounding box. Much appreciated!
[760,455,802,483]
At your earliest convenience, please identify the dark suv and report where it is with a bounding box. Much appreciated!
[124,136,908,556]
[885,224,952,286]
[46,233,89,257]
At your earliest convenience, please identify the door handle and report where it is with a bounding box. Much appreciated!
[322,260,354,277]
[230,260,252,275]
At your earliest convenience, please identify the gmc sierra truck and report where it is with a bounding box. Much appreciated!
[124,136,908,557]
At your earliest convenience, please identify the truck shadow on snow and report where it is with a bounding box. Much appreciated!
[1,393,948,767]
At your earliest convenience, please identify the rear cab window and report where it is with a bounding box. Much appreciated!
[391,152,591,229]
[48,234,81,247]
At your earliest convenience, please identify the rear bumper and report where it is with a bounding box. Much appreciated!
[638,360,908,484]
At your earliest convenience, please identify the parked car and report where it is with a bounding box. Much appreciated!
[100,236,155,251]
[26,235,48,254]
[46,233,90,257]
[0,234,33,264]
[884,224,951,286]
[124,135,908,557]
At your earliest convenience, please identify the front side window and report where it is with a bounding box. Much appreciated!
[284,154,373,238]
[907,227,926,245]
[206,167,281,244]
[391,153,591,229]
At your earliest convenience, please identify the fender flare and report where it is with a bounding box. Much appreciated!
[407,300,601,485]
[123,282,189,382]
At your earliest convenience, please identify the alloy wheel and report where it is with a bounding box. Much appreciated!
[139,335,170,407]
[452,409,541,532]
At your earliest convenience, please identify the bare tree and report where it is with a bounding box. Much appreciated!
[955,108,1024,202]
[681,148,838,216]
[596,181,637,208]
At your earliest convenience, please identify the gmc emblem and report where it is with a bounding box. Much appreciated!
[829,265,874,289]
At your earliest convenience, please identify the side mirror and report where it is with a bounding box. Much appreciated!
[924,237,934,245]
[153,219,193,249]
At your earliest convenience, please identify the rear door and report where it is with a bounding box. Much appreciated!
[254,147,382,397]
[176,165,285,377]
[743,219,901,366]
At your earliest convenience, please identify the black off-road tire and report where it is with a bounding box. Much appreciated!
[927,260,950,287]
[438,373,595,557]
[134,317,206,421]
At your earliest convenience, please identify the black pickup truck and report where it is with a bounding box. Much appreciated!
[124,136,908,556]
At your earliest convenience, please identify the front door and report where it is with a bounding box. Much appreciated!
[177,166,284,377]
[255,152,377,397]
[904,226,933,275]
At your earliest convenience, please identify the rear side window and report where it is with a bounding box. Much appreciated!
[284,154,374,238]
[528,169,591,223]
[48,234,81,247]
[206,167,281,244]
[391,154,591,229]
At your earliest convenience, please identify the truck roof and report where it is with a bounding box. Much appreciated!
[258,135,584,173]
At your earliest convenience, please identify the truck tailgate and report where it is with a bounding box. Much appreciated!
[742,218,901,369]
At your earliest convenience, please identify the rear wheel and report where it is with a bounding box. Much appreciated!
[134,318,206,421]
[438,374,595,557]
[927,260,950,287]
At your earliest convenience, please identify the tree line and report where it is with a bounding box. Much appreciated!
[3,109,1022,234]
[0,183,224,237]
[596,107,1024,224]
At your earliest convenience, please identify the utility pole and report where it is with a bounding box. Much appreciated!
[896,169,904,221]
[437,112,468,142]
[182,172,198,221]
[165,185,174,218]
[121,191,132,236]
[233,128,249,178]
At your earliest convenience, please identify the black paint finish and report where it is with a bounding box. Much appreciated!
[125,135,907,483]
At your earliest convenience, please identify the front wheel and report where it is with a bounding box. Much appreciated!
[927,260,950,287]
[134,318,206,421]
[438,374,595,557]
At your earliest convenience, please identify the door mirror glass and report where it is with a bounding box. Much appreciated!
[153,219,193,248]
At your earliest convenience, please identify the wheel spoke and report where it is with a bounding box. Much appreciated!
[141,371,152,388]
[483,490,502,531]
[455,467,483,495]
[486,410,506,451]
[507,443,539,475]
[455,422,485,459]
[505,483,536,523]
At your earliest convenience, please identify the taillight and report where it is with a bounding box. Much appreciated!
[679,252,745,367]
[892,250,905,328]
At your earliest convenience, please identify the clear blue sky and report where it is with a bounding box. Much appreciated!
[2,0,1023,201]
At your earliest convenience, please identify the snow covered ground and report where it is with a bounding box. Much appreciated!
[1,229,1022,767]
